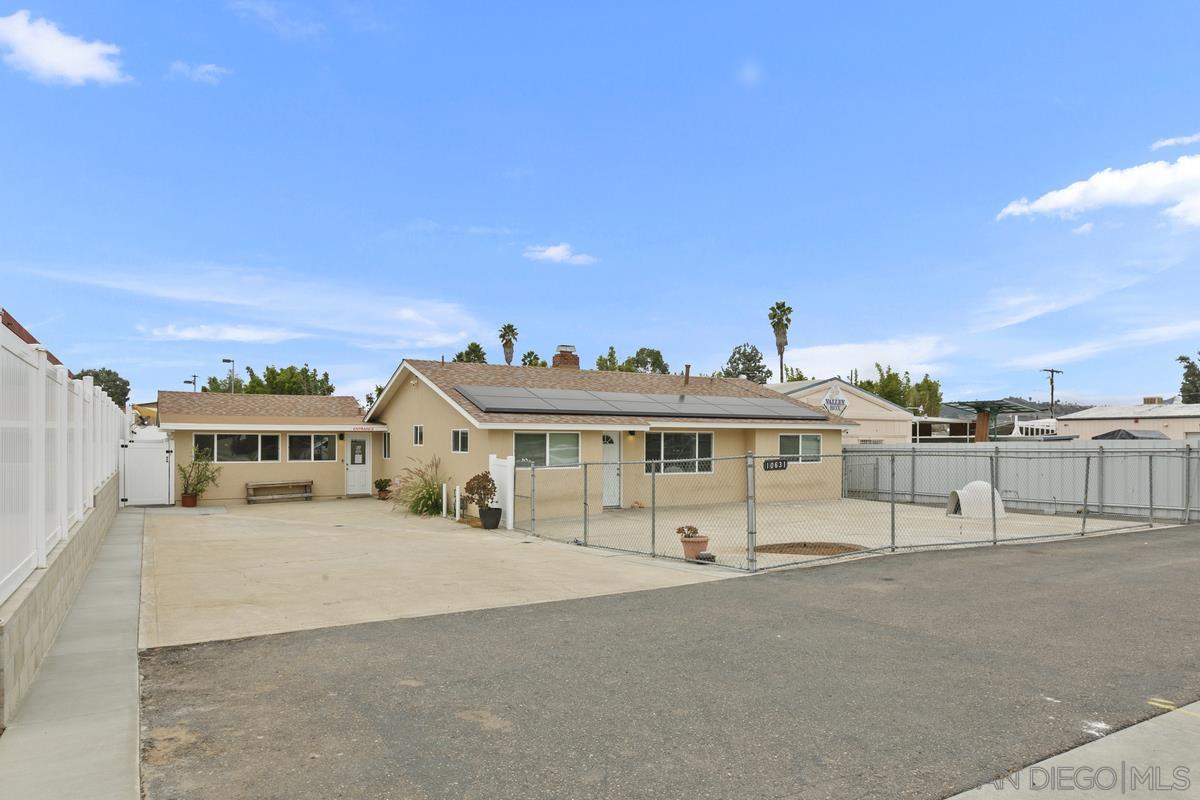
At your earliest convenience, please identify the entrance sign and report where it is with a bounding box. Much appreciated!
[822,385,848,416]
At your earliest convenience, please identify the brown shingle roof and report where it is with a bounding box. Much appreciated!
[399,360,844,427]
[158,391,364,424]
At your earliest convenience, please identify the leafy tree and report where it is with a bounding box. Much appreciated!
[452,342,487,363]
[718,343,773,384]
[244,364,335,395]
[1179,353,1200,403]
[75,367,130,407]
[365,383,386,406]
[783,364,807,382]
[767,301,793,385]
[595,346,621,371]
[498,323,519,365]
[621,347,670,374]
[521,350,548,367]
[855,363,907,406]
[904,373,942,415]
[203,374,245,393]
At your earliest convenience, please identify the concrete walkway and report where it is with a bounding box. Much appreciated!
[952,699,1200,798]
[0,508,142,800]
[141,498,731,648]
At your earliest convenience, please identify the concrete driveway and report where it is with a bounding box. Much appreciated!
[139,526,1200,800]
[139,498,729,647]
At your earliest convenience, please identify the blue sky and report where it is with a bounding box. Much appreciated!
[3,2,1200,406]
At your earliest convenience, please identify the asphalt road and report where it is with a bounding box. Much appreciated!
[140,528,1200,800]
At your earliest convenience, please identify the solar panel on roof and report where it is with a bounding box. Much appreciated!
[455,385,826,421]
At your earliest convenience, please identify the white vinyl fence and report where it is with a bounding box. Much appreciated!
[0,321,124,605]
[845,441,1200,524]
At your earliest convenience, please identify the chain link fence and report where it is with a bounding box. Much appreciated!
[510,446,1196,572]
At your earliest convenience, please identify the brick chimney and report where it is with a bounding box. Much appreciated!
[552,344,580,369]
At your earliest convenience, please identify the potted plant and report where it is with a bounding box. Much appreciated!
[677,525,710,560]
[374,477,392,500]
[464,471,502,529]
[178,447,222,508]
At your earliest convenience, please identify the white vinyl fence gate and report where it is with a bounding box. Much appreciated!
[120,432,173,506]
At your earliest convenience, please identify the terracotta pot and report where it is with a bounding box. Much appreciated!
[377,489,391,501]
[181,494,198,508]
[680,534,709,560]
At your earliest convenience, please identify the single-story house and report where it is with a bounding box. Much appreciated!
[366,347,854,517]
[1058,399,1200,441]
[157,391,386,504]
[769,377,912,444]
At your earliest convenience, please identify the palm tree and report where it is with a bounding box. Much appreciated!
[498,323,519,365]
[767,301,793,382]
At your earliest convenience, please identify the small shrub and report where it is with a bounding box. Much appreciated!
[463,471,497,511]
[178,448,222,497]
[676,525,701,538]
[391,457,447,516]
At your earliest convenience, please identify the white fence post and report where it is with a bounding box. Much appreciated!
[80,376,94,511]
[56,365,69,540]
[30,347,48,567]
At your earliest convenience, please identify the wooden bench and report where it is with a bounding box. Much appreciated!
[246,480,314,504]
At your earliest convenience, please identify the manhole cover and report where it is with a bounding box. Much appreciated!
[755,542,865,556]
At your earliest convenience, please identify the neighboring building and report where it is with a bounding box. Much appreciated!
[1091,429,1170,441]
[366,347,852,516]
[912,415,975,443]
[1057,399,1200,441]
[158,391,385,504]
[769,377,912,444]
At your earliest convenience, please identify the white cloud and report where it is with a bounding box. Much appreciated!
[784,335,955,379]
[523,243,598,265]
[31,264,479,351]
[738,60,763,87]
[1151,132,1200,151]
[1071,222,1094,235]
[229,0,323,38]
[1004,319,1200,368]
[169,61,231,85]
[0,10,129,85]
[148,323,308,344]
[997,154,1200,226]
[972,265,1157,332]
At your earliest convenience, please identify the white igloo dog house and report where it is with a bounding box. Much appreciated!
[946,480,1006,519]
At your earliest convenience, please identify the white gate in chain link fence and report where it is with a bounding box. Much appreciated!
[508,446,1184,573]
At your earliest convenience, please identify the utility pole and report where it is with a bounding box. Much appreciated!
[1042,368,1063,417]
[222,358,236,393]
[183,374,198,392]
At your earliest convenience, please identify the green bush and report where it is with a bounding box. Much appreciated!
[391,457,446,516]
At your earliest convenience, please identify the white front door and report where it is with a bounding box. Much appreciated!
[601,432,621,507]
[345,435,371,495]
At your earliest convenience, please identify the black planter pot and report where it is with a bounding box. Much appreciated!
[479,507,502,529]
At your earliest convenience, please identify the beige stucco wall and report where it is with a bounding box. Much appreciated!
[1057,416,1200,441]
[172,430,368,504]
[782,383,912,444]
[505,427,845,520]
[371,376,491,511]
